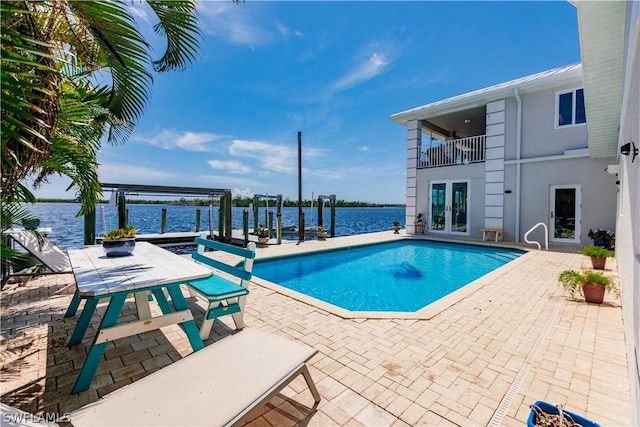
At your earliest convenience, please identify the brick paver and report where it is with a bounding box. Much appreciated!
[0,232,631,426]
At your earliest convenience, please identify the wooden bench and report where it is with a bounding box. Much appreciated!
[2,328,321,427]
[482,228,503,242]
[187,237,257,340]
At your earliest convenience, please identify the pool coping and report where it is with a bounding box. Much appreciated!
[250,233,533,320]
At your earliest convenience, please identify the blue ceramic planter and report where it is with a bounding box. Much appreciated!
[528,401,599,427]
[593,239,609,248]
[102,239,136,257]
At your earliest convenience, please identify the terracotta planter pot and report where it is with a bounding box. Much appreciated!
[590,256,607,269]
[582,282,606,304]
[258,236,269,246]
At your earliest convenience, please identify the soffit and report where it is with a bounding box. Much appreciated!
[389,64,583,125]
[574,1,626,159]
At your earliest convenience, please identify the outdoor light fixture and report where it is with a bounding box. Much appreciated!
[620,141,638,162]
[464,118,471,124]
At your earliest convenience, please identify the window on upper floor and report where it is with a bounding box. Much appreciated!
[556,88,586,127]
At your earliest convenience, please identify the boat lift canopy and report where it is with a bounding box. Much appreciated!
[83,183,233,245]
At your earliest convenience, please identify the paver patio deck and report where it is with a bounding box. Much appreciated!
[0,232,630,426]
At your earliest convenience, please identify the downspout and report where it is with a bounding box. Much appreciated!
[514,88,522,242]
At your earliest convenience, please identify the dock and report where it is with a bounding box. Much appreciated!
[109,230,288,248]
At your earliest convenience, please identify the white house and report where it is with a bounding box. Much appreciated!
[390,63,617,247]
[391,1,639,422]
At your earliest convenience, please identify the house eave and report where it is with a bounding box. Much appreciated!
[573,1,626,159]
[390,63,583,125]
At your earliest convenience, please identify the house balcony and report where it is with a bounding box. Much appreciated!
[417,134,486,169]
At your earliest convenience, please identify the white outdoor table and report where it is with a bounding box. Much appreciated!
[64,242,212,393]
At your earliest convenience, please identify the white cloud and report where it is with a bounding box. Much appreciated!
[208,159,251,174]
[333,52,390,92]
[228,139,296,174]
[275,22,303,38]
[98,162,179,183]
[133,129,225,151]
[232,187,254,198]
[228,139,327,174]
[197,2,271,46]
[358,146,369,151]
[127,3,152,25]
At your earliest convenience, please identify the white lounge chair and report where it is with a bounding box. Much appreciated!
[1,328,320,426]
[2,228,72,287]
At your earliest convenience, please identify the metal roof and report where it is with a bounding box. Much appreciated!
[390,63,583,125]
[100,183,230,197]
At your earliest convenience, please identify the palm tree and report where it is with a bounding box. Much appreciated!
[1,0,202,207]
[1,0,210,270]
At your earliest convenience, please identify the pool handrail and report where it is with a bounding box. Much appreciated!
[524,222,548,251]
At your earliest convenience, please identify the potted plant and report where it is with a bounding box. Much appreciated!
[587,228,614,249]
[581,245,614,270]
[102,225,137,257]
[558,269,619,304]
[392,221,401,234]
[415,213,425,234]
[528,401,599,427]
[317,225,327,240]
[254,225,269,245]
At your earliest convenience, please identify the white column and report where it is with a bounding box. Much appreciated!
[405,120,421,233]
[484,101,505,231]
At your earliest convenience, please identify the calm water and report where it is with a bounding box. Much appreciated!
[253,240,523,312]
[25,203,406,250]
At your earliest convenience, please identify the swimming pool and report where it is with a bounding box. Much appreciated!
[252,240,523,313]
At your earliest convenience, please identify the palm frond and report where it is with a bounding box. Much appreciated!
[66,0,152,137]
[147,0,201,72]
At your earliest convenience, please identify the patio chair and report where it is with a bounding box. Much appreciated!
[2,228,72,287]
[186,237,256,339]
[1,328,321,426]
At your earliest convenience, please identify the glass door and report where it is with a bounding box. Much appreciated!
[550,185,581,243]
[430,183,446,231]
[429,181,469,234]
[451,182,468,233]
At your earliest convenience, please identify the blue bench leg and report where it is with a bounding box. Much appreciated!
[166,284,204,351]
[72,293,127,393]
[64,290,82,318]
[68,297,100,347]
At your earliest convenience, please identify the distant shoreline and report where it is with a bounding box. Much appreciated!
[35,198,406,208]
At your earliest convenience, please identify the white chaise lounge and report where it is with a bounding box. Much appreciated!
[2,228,72,287]
[1,328,320,427]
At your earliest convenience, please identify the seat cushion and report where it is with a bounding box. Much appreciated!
[188,274,248,300]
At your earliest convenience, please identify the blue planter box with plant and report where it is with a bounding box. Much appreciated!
[528,401,599,427]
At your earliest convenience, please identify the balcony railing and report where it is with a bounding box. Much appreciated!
[418,135,486,168]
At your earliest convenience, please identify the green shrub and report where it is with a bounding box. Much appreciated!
[558,269,619,299]
[103,226,137,240]
[581,245,614,258]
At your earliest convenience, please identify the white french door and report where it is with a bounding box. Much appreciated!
[429,180,469,235]
[549,185,581,243]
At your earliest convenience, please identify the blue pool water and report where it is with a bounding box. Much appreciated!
[253,241,523,312]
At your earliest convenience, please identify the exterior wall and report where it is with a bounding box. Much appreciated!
[519,156,617,245]
[520,85,589,158]
[616,2,640,423]
[415,163,485,239]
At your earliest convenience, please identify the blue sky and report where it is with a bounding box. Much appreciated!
[33,1,581,204]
